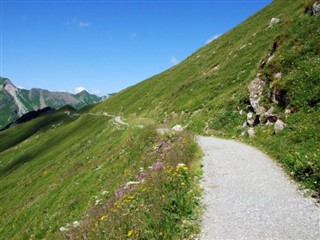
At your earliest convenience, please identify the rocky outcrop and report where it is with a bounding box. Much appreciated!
[313,1,320,16]
[3,79,28,116]
[240,36,290,137]
[248,76,265,112]
[274,119,287,134]
[247,128,255,137]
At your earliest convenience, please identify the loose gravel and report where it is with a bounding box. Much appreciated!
[198,136,320,240]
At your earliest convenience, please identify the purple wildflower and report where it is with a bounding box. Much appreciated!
[151,161,164,170]
[115,187,125,199]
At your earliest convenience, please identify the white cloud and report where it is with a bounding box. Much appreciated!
[206,34,221,44]
[91,88,102,96]
[79,22,90,28]
[17,86,24,89]
[170,56,179,66]
[74,86,87,94]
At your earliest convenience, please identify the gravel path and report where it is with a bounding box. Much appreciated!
[198,136,320,240]
[114,116,128,126]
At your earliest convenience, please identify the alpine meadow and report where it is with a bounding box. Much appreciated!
[0,0,319,239]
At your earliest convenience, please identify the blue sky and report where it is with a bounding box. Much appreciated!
[1,0,272,96]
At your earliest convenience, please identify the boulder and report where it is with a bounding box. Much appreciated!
[247,112,254,120]
[265,107,274,117]
[246,112,255,127]
[313,1,320,16]
[274,119,287,134]
[248,76,266,112]
[274,72,282,80]
[247,119,254,127]
[242,121,248,128]
[256,106,266,116]
[247,128,255,137]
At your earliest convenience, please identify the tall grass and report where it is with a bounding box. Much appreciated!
[62,131,202,239]
[0,112,201,239]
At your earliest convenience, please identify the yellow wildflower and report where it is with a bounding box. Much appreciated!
[127,230,134,237]
[100,215,108,221]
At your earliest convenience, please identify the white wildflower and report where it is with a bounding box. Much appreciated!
[102,190,108,195]
[73,221,80,228]
[59,227,68,232]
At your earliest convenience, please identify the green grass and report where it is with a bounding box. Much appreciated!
[64,131,202,239]
[247,11,320,192]
[0,112,201,239]
[92,0,319,193]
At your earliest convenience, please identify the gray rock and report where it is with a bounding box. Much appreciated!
[274,72,282,79]
[269,18,280,27]
[248,76,266,112]
[265,106,274,117]
[274,119,287,134]
[247,112,253,120]
[313,1,320,16]
[247,128,255,137]
[256,106,266,116]
[247,119,254,127]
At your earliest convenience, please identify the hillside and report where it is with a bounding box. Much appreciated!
[0,77,102,128]
[0,0,319,239]
[93,0,320,192]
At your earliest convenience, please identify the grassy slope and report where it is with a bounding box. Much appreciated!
[0,108,200,239]
[93,0,319,192]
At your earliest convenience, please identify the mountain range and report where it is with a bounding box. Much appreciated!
[0,77,102,128]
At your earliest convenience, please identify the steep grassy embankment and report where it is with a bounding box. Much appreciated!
[0,107,200,239]
[93,0,319,192]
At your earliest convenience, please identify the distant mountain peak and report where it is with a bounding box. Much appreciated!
[0,77,103,128]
